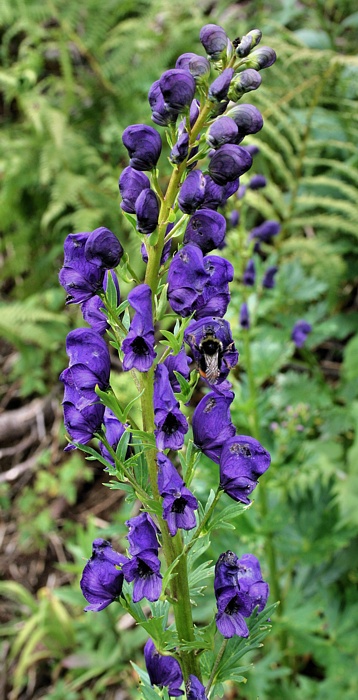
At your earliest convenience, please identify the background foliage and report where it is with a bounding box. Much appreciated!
[1,0,357,698]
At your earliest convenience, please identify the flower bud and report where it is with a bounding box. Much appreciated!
[159,68,196,112]
[227,104,263,141]
[243,46,277,71]
[148,80,179,127]
[135,189,159,234]
[200,23,228,60]
[84,227,123,269]
[234,29,262,57]
[178,170,206,214]
[262,265,278,289]
[207,116,238,149]
[208,144,252,186]
[228,69,262,101]
[170,131,189,164]
[176,52,211,82]
[184,208,227,253]
[208,67,234,102]
[249,174,266,190]
[122,124,162,171]
[119,166,150,213]
[243,259,256,286]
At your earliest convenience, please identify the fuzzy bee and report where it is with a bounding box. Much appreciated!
[185,318,238,385]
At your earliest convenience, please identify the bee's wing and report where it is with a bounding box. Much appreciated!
[203,351,220,383]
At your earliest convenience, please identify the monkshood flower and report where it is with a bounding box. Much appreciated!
[122,124,162,171]
[244,46,277,71]
[144,639,184,697]
[234,29,262,58]
[99,407,127,466]
[170,131,189,164]
[154,364,189,450]
[135,189,159,234]
[126,512,160,556]
[80,538,126,612]
[157,453,198,536]
[62,401,105,450]
[207,116,239,149]
[214,550,241,596]
[236,553,269,612]
[219,435,271,503]
[185,317,238,385]
[200,175,228,210]
[249,219,280,243]
[262,265,278,289]
[178,170,206,214]
[175,53,211,81]
[193,255,233,319]
[192,390,236,463]
[249,174,266,190]
[216,587,253,638]
[291,320,312,348]
[148,80,179,127]
[228,69,262,101]
[159,69,196,112]
[208,68,234,102]
[183,209,227,254]
[167,244,210,317]
[200,23,228,61]
[239,302,250,330]
[226,104,263,142]
[81,270,120,335]
[119,166,150,213]
[186,676,207,700]
[121,550,162,602]
[208,144,252,186]
[164,348,191,393]
[62,328,111,388]
[121,284,155,372]
[84,227,123,269]
[243,259,256,286]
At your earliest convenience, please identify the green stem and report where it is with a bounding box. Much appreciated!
[205,638,228,696]
[97,434,150,504]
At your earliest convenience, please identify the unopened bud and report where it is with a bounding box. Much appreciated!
[228,69,262,100]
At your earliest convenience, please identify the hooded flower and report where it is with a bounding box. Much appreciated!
[207,116,239,149]
[192,390,236,463]
[99,407,127,466]
[121,550,162,602]
[219,436,271,503]
[183,209,227,254]
[81,270,120,335]
[170,131,189,164]
[159,69,196,112]
[215,587,252,638]
[200,24,228,60]
[226,104,264,142]
[144,639,184,697]
[59,233,106,304]
[122,124,162,171]
[178,170,206,214]
[154,365,189,450]
[175,53,211,82]
[249,174,266,190]
[167,244,210,317]
[164,348,191,393]
[185,317,238,385]
[126,512,160,556]
[157,453,198,536]
[80,538,126,612]
[135,189,159,234]
[228,69,262,101]
[186,676,207,700]
[208,144,252,186]
[208,68,234,102]
[249,219,280,243]
[193,256,233,319]
[244,46,277,71]
[84,227,123,270]
[262,265,278,289]
[119,166,151,213]
[291,320,312,348]
[121,284,156,372]
[148,79,180,127]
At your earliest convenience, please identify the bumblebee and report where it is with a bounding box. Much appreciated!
[187,331,223,384]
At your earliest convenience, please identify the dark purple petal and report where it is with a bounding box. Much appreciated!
[220,436,271,503]
[144,639,184,697]
[122,551,162,602]
[249,174,266,190]
[167,244,210,317]
[208,68,234,102]
[119,166,151,213]
[63,400,105,447]
[126,512,160,555]
[81,270,120,335]
[192,390,236,463]
[184,209,226,253]
[228,69,262,101]
[207,116,239,149]
[122,124,162,170]
[65,328,111,380]
[214,550,240,597]
[239,302,250,330]
[243,259,256,287]
[157,453,198,536]
[154,365,189,450]
[170,131,189,164]
[244,46,277,71]
[249,220,280,242]
[135,189,159,234]
[234,29,262,58]
[200,175,226,210]
[209,145,252,186]
[178,170,206,214]
[99,407,127,466]
[216,588,251,638]
[186,675,207,700]
[122,284,155,371]
[193,255,233,319]
[159,69,196,112]
[262,265,278,289]
[200,24,228,60]
[80,538,126,612]
[176,53,211,81]
[148,80,180,127]
[59,233,105,304]
[84,227,123,269]
[164,348,191,393]
[226,104,264,142]
[291,320,312,348]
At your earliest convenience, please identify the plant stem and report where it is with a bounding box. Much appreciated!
[205,638,228,696]
[184,487,222,556]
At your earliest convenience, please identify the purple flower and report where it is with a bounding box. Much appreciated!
[200,175,226,210]
[80,538,126,612]
[159,69,196,112]
[200,24,228,60]
[59,233,105,304]
[243,259,256,287]
[291,320,312,348]
[122,284,156,372]
[234,29,262,58]
[144,639,184,697]
[178,170,206,214]
[81,270,120,335]
[119,167,151,213]
[122,124,162,171]
[192,390,236,463]
[208,68,234,102]
[126,512,160,556]
[215,587,252,638]
[84,227,123,269]
[249,174,266,190]
[236,553,269,612]
[65,328,111,377]
[244,46,277,71]
[219,436,271,504]
[170,131,189,164]
[208,144,252,186]
[239,302,250,330]
[167,244,210,317]
[183,209,227,254]
[148,80,180,127]
[262,265,278,289]
[135,189,159,234]
[185,317,238,385]
[175,53,211,81]
[122,550,162,602]
[226,104,264,142]
[193,255,233,319]
[207,116,239,149]
[62,401,105,450]
[228,69,262,100]
[229,211,240,227]
[164,348,191,393]
[214,550,241,596]
[157,453,198,536]
[249,220,280,244]
[99,407,127,466]
[186,676,207,700]
[154,365,189,450]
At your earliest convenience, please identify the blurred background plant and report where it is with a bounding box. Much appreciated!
[0,0,357,698]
